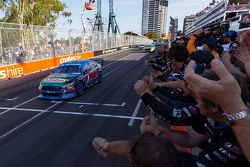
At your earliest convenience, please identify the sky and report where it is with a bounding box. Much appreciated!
[57,0,217,34]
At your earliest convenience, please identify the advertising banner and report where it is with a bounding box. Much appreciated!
[0,52,94,80]
[239,13,250,29]
[227,3,250,11]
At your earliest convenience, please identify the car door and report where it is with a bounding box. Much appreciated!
[88,61,98,81]
[83,63,92,87]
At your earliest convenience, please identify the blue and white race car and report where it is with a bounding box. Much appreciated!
[39,60,102,100]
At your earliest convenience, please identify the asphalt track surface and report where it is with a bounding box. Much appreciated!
[0,49,155,167]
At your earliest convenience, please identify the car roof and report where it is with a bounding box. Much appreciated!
[60,60,93,67]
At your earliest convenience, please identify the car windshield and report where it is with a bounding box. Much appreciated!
[53,65,82,74]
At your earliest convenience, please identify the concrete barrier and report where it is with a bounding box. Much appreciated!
[94,50,104,57]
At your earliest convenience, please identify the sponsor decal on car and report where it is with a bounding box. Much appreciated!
[43,78,67,83]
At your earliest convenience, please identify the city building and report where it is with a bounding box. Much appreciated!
[169,16,178,42]
[184,0,250,36]
[141,0,168,36]
[183,15,197,34]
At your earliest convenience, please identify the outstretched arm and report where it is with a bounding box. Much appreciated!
[184,59,250,161]
[92,137,131,157]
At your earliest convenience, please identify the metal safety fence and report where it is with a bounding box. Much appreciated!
[0,22,152,66]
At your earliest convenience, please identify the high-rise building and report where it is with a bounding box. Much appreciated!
[183,15,197,34]
[169,16,178,42]
[141,0,168,36]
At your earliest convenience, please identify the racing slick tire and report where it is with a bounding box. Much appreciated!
[76,81,84,95]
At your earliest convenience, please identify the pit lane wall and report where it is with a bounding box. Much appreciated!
[0,52,94,80]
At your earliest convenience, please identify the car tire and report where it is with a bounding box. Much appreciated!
[76,81,84,95]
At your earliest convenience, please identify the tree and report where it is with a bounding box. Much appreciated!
[0,0,72,48]
[0,0,8,9]
[124,31,138,36]
[159,38,164,42]
[144,32,160,41]
[74,36,82,44]
[1,0,72,26]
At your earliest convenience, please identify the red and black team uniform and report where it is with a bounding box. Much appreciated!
[141,93,250,167]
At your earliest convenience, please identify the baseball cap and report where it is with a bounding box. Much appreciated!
[225,30,237,38]
[189,51,214,74]
[202,38,218,50]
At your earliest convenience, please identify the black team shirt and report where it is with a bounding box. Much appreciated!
[141,93,249,166]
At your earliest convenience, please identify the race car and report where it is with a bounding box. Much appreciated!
[139,45,145,50]
[39,60,102,100]
[143,44,156,52]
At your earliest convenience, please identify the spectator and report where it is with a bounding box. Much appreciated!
[222,30,238,52]
[187,28,220,59]
[135,70,249,166]
[92,25,250,167]
[92,132,226,167]
[184,30,250,161]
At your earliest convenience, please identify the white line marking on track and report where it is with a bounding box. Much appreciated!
[0,107,45,112]
[102,53,136,69]
[44,101,62,111]
[0,101,62,140]
[0,112,44,140]
[53,111,144,120]
[102,54,130,68]
[0,106,143,123]
[0,96,38,116]
[79,105,84,109]
[50,101,126,107]
[121,102,126,107]
[103,58,136,77]
[128,99,142,126]
[5,97,18,101]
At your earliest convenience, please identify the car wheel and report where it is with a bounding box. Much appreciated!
[76,81,84,95]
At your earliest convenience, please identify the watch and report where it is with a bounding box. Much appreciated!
[222,108,250,126]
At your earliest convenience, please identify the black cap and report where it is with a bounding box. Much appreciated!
[190,51,214,74]
[203,38,218,50]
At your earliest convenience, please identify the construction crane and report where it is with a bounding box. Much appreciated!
[82,0,120,33]
[108,0,120,34]
[93,0,103,32]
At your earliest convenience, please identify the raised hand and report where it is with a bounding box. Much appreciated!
[184,59,246,114]
[238,30,250,76]
[140,115,159,135]
[134,80,149,97]
[144,75,157,90]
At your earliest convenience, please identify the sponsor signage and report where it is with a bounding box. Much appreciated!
[239,13,250,29]
[0,66,24,80]
[227,3,250,11]
[0,52,94,80]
